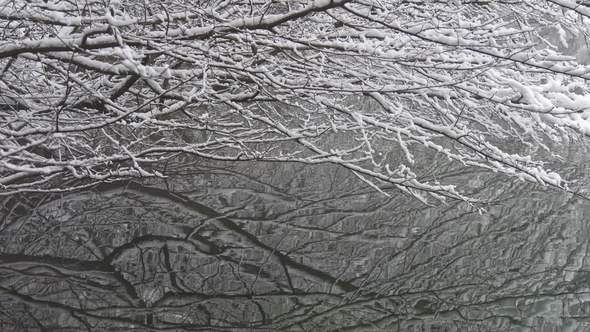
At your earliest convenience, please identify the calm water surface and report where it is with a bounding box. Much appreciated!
[2,157,590,331]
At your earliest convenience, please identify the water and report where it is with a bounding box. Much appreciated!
[1,158,590,331]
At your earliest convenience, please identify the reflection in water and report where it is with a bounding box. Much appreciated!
[1,161,590,331]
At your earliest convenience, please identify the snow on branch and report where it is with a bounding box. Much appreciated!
[1,0,589,203]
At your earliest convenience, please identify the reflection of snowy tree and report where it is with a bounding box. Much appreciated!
[2,0,590,201]
[1,165,589,331]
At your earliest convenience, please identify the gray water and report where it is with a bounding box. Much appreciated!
[2,155,590,331]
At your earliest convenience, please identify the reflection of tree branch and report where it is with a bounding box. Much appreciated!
[162,244,192,293]
[2,163,587,330]
[0,253,112,273]
[105,234,216,264]
[0,285,92,331]
[93,181,361,295]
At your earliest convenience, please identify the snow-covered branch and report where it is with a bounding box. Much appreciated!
[1,0,589,202]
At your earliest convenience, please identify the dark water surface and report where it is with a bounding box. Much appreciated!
[2,159,590,331]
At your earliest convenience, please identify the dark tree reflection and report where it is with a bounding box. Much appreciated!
[1,161,590,331]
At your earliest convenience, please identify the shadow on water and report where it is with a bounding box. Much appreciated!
[2,160,590,331]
